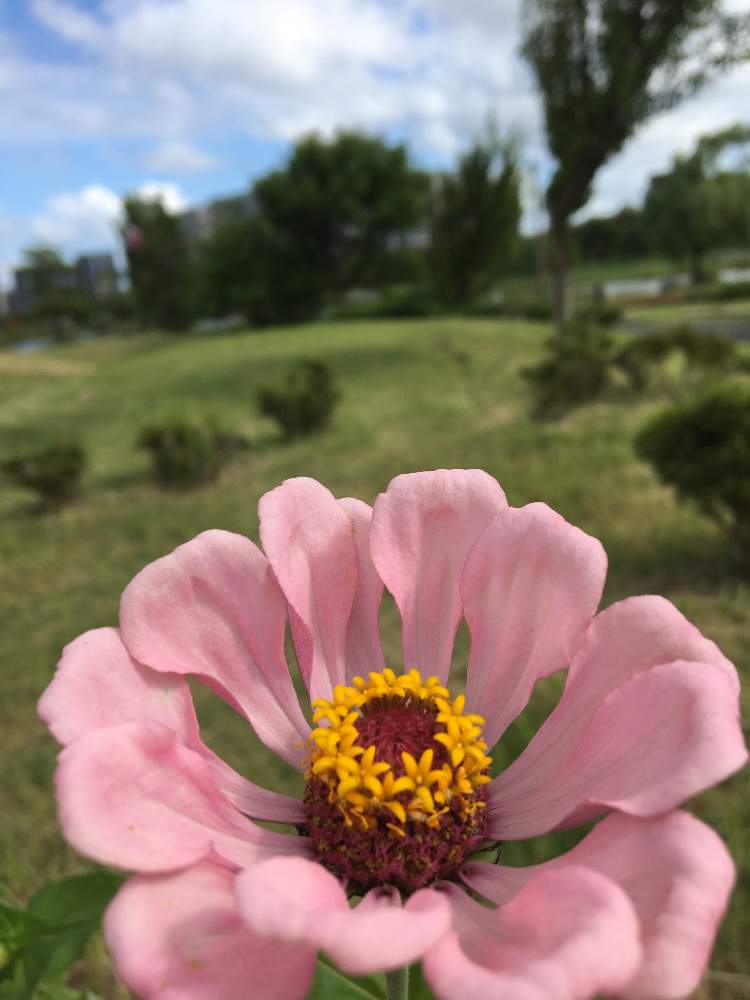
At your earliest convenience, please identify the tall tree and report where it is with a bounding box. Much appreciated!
[429,134,521,306]
[644,124,750,280]
[248,131,429,322]
[122,195,193,331]
[20,246,69,299]
[522,0,748,329]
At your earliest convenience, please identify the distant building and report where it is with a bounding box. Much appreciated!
[8,252,118,315]
[75,253,118,300]
[179,192,257,248]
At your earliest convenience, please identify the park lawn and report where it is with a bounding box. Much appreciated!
[0,316,748,996]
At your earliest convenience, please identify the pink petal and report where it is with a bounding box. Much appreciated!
[370,469,507,682]
[119,529,309,770]
[489,596,745,838]
[424,868,640,1000]
[37,627,303,826]
[56,721,310,873]
[462,811,736,1000]
[259,478,358,701]
[206,754,305,825]
[105,862,315,1000]
[37,627,200,747]
[489,658,746,839]
[237,856,452,975]
[462,503,606,745]
[339,497,385,677]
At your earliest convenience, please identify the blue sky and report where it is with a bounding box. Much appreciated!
[2,0,750,289]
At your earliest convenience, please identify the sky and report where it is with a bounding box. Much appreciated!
[1,0,750,290]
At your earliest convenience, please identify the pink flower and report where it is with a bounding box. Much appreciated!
[38,470,746,1000]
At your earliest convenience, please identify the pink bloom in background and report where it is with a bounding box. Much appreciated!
[38,470,747,1000]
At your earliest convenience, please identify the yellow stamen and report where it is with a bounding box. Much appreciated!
[306,668,491,835]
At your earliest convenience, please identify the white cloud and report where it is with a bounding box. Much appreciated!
[32,0,103,47]
[15,0,526,154]
[0,0,746,255]
[143,139,219,174]
[30,184,122,248]
[133,181,188,213]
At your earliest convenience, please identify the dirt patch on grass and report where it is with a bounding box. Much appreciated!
[0,354,94,377]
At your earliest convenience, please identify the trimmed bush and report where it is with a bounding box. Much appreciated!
[635,383,750,560]
[614,326,736,390]
[687,280,750,303]
[575,300,623,329]
[1,442,85,509]
[138,418,246,489]
[523,323,614,418]
[258,360,339,439]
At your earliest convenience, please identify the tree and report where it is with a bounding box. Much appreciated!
[644,124,750,280]
[21,246,68,297]
[122,195,193,331]
[429,134,521,306]
[247,131,429,322]
[573,207,650,262]
[196,217,257,320]
[521,0,749,329]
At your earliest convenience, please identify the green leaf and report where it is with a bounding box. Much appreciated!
[307,959,386,999]
[0,870,124,998]
[0,897,49,976]
[36,986,102,1000]
[405,963,436,1000]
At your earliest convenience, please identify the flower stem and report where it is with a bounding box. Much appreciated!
[385,966,409,1000]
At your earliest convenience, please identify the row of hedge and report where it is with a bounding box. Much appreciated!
[0,361,338,510]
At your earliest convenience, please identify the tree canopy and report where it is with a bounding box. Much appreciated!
[122,195,193,331]
[644,124,750,278]
[522,0,749,326]
[429,134,521,306]
[246,131,430,322]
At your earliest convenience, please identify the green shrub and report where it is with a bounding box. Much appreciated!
[327,286,436,321]
[715,280,750,301]
[377,285,436,318]
[614,326,736,390]
[1,442,85,508]
[575,300,623,328]
[687,280,750,303]
[635,383,750,560]
[258,360,339,439]
[523,323,614,418]
[138,418,247,489]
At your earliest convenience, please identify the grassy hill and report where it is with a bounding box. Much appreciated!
[0,317,748,995]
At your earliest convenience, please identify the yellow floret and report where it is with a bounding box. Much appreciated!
[306,668,491,837]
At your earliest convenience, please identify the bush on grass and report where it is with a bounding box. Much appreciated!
[258,360,339,439]
[687,280,750,303]
[1,441,86,509]
[138,417,247,489]
[575,300,623,329]
[614,326,736,390]
[523,322,614,419]
[635,382,750,562]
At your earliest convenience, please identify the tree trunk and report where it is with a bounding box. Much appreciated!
[549,218,571,333]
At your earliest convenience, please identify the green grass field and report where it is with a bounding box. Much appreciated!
[1,317,748,997]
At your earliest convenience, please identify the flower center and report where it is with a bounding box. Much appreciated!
[303,668,492,894]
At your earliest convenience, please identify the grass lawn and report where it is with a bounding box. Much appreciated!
[0,317,748,997]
